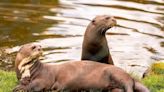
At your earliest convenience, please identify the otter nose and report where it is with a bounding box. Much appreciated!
[37,45,42,51]
[105,16,111,20]
[109,17,116,24]
[111,18,116,23]
[38,48,41,51]
[105,16,117,26]
[105,16,116,21]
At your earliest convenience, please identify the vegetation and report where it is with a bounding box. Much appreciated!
[142,62,164,92]
[0,70,17,92]
[0,62,163,92]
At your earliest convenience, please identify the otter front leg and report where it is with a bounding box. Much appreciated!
[13,84,29,92]
[27,79,47,91]
[13,77,30,92]
[13,79,46,92]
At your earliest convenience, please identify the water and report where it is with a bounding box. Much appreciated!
[0,0,163,77]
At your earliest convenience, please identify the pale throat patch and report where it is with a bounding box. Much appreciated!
[18,52,41,79]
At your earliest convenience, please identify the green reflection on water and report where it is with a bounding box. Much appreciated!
[0,0,59,47]
[0,0,58,5]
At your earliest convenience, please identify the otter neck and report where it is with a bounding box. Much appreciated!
[20,59,42,80]
[82,24,114,64]
[30,60,43,80]
[86,26,107,43]
[82,25,110,61]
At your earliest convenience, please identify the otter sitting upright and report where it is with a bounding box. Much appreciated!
[15,44,42,80]
[81,15,116,64]
[13,44,149,92]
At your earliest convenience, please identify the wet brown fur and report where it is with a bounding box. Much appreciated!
[14,44,149,92]
[15,43,41,80]
[81,15,116,64]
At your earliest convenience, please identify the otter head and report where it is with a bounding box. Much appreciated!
[87,15,116,35]
[15,43,42,79]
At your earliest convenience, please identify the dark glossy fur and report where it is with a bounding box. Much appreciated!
[81,15,116,64]
[14,44,149,92]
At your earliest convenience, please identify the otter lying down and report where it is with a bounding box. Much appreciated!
[13,44,149,92]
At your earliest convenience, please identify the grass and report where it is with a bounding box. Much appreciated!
[142,62,164,92]
[0,62,163,92]
[0,70,17,92]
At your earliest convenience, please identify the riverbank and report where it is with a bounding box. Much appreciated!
[142,62,164,92]
[0,62,163,92]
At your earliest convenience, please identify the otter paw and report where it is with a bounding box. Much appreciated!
[13,85,27,92]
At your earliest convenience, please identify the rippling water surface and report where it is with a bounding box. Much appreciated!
[0,0,163,77]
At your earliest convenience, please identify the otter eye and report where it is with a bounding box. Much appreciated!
[105,17,110,20]
[31,46,36,50]
[92,20,95,24]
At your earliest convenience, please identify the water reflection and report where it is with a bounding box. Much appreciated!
[0,0,164,77]
[0,0,59,47]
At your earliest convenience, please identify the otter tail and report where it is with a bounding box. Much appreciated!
[134,81,150,92]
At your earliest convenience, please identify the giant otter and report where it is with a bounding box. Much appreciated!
[81,15,116,64]
[15,44,42,80]
[14,44,149,92]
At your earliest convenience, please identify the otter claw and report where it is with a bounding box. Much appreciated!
[14,90,25,92]
[13,86,27,92]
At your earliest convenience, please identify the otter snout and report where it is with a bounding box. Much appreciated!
[31,45,42,51]
[105,16,117,27]
[32,45,43,57]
